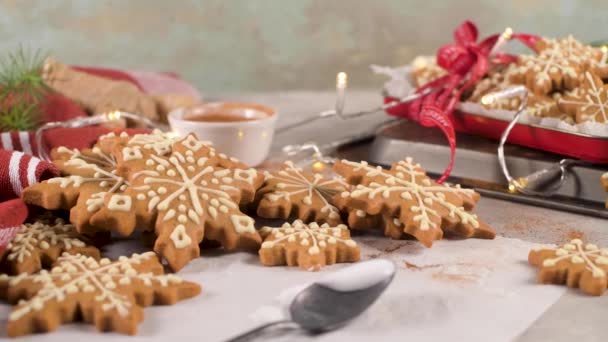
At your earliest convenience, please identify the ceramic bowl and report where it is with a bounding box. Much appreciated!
[168,102,277,166]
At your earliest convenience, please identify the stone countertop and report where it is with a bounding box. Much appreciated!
[221,90,608,342]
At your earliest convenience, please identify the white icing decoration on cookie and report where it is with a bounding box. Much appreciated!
[542,239,608,279]
[122,146,143,161]
[170,225,192,249]
[6,252,183,320]
[262,161,348,222]
[7,222,86,263]
[108,195,132,211]
[230,215,255,234]
[180,135,206,151]
[129,136,259,249]
[260,220,354,257]
[558,72,608,123]
[128,130,179,155]
[53,146,130,213]
[341,159,479,231]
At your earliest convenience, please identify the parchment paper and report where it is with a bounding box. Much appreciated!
[0,234,565,342]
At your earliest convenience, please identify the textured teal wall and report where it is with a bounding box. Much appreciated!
[1,0,607,93]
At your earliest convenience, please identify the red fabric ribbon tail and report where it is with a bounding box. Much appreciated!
[418,103,456,183]
[407,21,540,183]
[512,33,542,52]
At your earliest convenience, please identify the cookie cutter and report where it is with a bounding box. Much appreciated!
[482,86,592,197]
[35,111,159,162]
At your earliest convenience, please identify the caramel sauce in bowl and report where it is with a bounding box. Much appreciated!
[168,102,277,166]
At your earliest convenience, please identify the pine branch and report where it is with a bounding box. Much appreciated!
[0,46,50,131]
[0,101,39,131]
[0,46,50,101]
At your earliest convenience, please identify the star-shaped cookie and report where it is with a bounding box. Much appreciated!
[23,144,130,236]
[255,161,348,225]
[512,35,605,95]
[334,158,495,247]
[529,239,608,296]
[0,252,201,336]
[346,210,411,240]
[93,134,263,271]
[558,72,608,123]
[0,220,99,274]
[259,220,360,271]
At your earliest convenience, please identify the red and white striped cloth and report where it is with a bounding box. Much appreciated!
[0,152,55,255]
[0,131,39,156]
[0,149,57,201]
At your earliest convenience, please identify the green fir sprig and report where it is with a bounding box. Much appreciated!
[0,45,50,132]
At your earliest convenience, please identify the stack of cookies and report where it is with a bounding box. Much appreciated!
[0,217,201,336]
[23,130,263,272]
[2,130,498,336]
[412,35,608,124]
[254,159,496,270]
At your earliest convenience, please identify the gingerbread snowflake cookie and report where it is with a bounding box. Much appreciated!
[346,210,411,240]
[255,161,349,225]
[93,134,263,271]
[259,220,360,271]
[558,72,608,123]
[0,220,99,275]
[334,158,495,247]
[23,145,130,235]
[511,35,605,95]
[529,239,608,296]
[0,252,201,336]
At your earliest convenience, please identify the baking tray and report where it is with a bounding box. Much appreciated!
[383,96,608,163]
[366,119,608,218]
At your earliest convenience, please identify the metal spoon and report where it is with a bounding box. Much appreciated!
[225,259,396,342]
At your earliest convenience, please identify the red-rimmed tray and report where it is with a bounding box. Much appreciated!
[384,96,608,164]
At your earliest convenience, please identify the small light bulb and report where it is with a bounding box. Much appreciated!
[412,56,428,70]
[508,183,516,193]
[504,27,513,39]
[237,129,244,140]
[481,94,495,106]
[312,161,326,172]
[601,46,608,54]
[107,111,121,121]
[336,72,347,89]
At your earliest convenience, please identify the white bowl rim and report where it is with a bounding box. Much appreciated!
[168,102,278,128]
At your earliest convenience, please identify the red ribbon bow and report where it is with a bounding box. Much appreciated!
[390,21,539,183]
